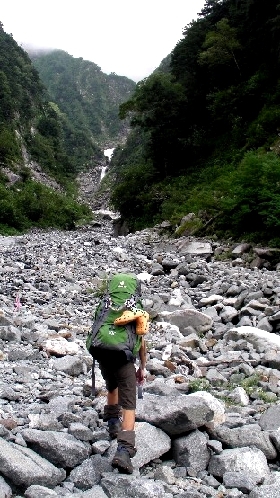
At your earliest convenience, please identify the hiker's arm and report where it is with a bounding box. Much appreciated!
[136,337,146,385]
[139,337,147,369]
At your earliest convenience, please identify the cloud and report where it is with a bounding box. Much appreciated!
[1,0,206,81]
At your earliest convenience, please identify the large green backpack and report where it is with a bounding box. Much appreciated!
[86,272,143,358]
[86,273,144,396]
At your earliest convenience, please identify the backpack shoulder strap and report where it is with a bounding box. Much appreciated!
[89,295,110,397]
[91,295,111,341]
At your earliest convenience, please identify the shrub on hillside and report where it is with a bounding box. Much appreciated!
[0,180,92,234]
[218,151,280,244]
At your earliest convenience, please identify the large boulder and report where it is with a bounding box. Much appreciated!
[158,309,213,335]
[208,447,269,483]
[136,393,214,436]
[21,429,90,468]
[0,438,66,488]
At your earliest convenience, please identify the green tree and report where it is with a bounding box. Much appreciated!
[119,73,186,177]
[0,126,21,162]
[198,18,241,75]
[218,151,280,242]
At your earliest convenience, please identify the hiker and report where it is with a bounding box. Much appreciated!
[86,273,149,474]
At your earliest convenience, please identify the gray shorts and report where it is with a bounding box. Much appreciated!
[99,358,136,410]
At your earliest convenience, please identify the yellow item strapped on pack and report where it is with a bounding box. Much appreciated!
[114,309,149,335]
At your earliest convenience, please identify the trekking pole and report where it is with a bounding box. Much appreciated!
[91,358,96,397]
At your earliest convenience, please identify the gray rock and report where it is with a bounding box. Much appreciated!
[206,368,228,385]
[101,474,167,497]
[24,485,58,497]
[249,483,280,498]
[173,488,206,498]
[210,425,277,459]
[0,438,66,488]
[0,325,21,342]
[177,240,213,257]
[173,430,210,476]
[220,306,239,323]
[227,386,250,405]
[262,351,280,369]
[0,385,21,401]
[208,447,269,483]
[8,346,41,361]
[232,243,251,256]
[145,358,172,377]
[68,454,112,490]
[2,217,280,496]
[259,405,280,431]
[47,396,79,416]
[188,391,225,429]
[132,422,171,469]
[52,355,84,376]
[154,465,175,484]
[0,314,14,326]
[21,429,90,468]
[158,309,213,334]
[207,439,223,454]
[91,440,110,454]
[257,317,273,332]
[28,413,63,431]
[143,378,181,397]
[68,422,94,441]
[225,326,280,353]
[67,486,108,498]
[136,393,214,436]
[223,471,257,493]
[0,475,12,498]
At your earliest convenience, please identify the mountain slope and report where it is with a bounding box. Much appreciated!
[0,22,137,234]
[109,0,280,246]
[30,49,136,169]
[0,24,93,233]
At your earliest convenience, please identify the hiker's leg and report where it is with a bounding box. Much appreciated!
[122,408,135,431]
[116,361,136,434]
[105,389,122,438]
[107,388,118,405]
[99,362,122,438]
[112,428,136,474]
[112,361,137,474]
[116,361,137,415]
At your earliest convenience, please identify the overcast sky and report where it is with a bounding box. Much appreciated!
[1,0,206,82]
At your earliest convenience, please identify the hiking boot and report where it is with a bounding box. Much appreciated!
[107,417,121,439]
[112,445,133,474]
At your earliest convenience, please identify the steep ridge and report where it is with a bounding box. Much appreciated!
[0,217,280,496]
[30,49,136,168]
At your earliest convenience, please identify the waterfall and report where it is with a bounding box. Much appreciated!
[100,166,107,181]
[104,148,115,161]
[100,148,115,182]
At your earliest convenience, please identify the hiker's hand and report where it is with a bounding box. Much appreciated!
[136,367,145,385]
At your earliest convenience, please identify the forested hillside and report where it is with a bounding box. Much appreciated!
[0,23,135,235]
[0,22,95,234]
[110,0,280,246]
[30,49,136,170]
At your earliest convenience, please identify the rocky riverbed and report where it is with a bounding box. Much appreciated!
[0,213,280,498]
